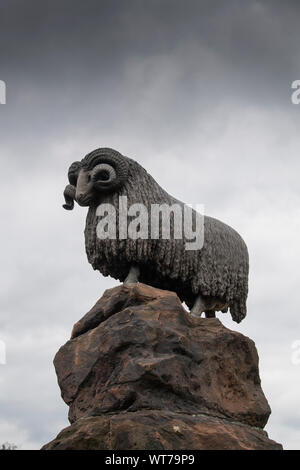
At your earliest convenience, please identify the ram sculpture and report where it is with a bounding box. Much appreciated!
[63,147,249,323]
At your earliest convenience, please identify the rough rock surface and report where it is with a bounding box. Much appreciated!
[43,411,281,451]
[43,283,282,450]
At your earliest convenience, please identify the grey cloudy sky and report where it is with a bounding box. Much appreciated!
[0,0,300,449]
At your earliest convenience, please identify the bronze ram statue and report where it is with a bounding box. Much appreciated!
[63,147,249,323]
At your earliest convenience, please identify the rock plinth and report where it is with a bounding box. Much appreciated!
[43,283,282,450]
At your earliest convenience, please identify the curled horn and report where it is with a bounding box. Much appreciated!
[63,184,76,210]
[62,161,81,210]
[81,148,129,191]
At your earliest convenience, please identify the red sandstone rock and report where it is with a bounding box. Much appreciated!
[43,283,282,450]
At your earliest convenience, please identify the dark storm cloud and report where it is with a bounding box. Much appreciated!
[1,0,300,117]
[1,0,300,173]
[1,1,299,76]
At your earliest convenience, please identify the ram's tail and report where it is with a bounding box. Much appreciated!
[230,298,247,323]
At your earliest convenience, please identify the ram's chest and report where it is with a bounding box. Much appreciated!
[84,200,123,264]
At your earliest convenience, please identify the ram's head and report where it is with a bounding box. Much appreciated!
[62,148,129,210]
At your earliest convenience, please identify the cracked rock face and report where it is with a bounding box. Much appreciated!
[43,283,282,450]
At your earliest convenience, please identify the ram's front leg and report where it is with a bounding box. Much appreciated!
[190,294,206,318]
[124,265,140,285]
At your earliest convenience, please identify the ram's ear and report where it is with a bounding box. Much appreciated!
[62,184,76,210]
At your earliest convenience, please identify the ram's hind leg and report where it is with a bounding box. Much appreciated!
[124,265,140,285]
